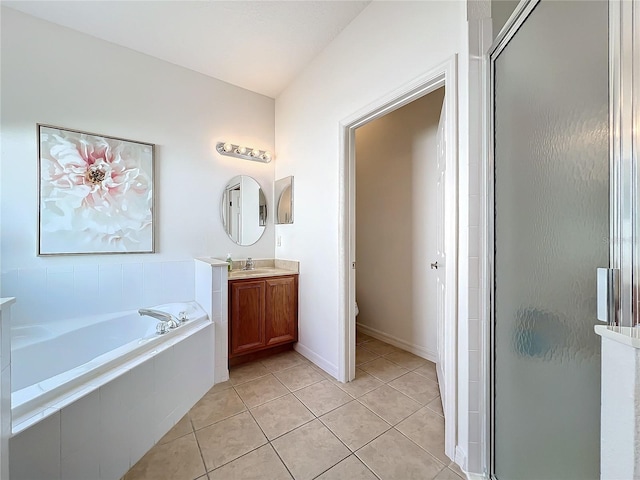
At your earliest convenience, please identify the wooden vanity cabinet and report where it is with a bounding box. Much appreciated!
[229,275,298,359]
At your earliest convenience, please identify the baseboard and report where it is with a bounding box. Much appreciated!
[455,446,468,474]
[466,473,488,480]
[356,322,438,362]
[294,342,339,379]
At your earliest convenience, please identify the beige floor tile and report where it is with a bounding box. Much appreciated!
[196,411,267,471]
[274,363,325,391]
[356,429,444,480]
[261,350,306,373]
[356,345,380,365]
[316,455,377,480]
[207,380,233,394]
[414,361,438,382]
[229,362,270,385]
[448,461,465,478]
[383,350,429,370]
[356,331,374,345]
[434,467,464,480]
[158,414,193,444]
[333,369,383,398]
[250,394,315,440]
[208,444,292,480]
[235,374,289,408]
[361,339,402,356]
[359,357,409,383]
[359,385,422,425]
[320,401,390,451]
[388,372,441,404]
[294,380,353,416]
[125,433,205,480]
[396,407,448,464]
[308,363,337,380]
[271,419,350,480]
[190,388,247,430]
[427,395,444,416]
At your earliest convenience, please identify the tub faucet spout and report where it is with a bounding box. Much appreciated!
[138,308,180,329]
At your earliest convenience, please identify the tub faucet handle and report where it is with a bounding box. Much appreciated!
[156,322,169,335]
[178,311,188,322]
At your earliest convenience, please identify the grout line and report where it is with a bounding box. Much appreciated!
[191,420,211,478]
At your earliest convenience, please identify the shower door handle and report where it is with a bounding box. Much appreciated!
[597,267,619,325]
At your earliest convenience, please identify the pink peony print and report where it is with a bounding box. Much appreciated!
[39,126,153,254]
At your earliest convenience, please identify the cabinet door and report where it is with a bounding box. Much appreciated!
[265,276,298,346]
[229,280,265,356]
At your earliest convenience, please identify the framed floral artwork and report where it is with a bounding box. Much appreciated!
[37,124,155,255]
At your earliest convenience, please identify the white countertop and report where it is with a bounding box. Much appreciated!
[595,325,640,349]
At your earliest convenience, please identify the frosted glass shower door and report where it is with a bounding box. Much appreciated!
[492,1,609,479]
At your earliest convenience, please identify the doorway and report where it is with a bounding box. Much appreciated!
[339,57,458,459]
[353,87,445,362]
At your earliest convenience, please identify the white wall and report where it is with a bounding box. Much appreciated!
[0,8,276,324]
[355,88,445,360]
[274,0,466,388]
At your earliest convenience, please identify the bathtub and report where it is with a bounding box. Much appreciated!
[9,301,216,480]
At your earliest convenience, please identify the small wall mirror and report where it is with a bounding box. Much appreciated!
[275,176,294,224]
[222,175,267,246]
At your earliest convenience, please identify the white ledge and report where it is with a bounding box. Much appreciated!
[595,325,640,349]
[0,297,16,310]
[195,257,228,267]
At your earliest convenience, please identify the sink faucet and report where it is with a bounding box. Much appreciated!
[138,308,180,330]
[243,257,255,270]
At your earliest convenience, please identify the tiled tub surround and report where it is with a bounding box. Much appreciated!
[9,302,216,480]
[1,260,196,327]
[124,334,464,480]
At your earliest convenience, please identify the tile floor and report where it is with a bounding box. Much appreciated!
[123,333,465,480]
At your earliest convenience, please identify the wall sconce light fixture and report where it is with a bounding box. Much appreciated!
[216,142,273,163]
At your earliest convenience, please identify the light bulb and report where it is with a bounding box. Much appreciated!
[236,146,247,155]
[251,148,261,157]
[223,143,233,152]
[262,151,272,161]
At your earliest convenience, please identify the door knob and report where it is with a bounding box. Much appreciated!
[430,262,439,270]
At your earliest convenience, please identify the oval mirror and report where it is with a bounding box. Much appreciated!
[221,175,267,246]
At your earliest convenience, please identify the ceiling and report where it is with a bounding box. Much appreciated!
[3,0,371,98]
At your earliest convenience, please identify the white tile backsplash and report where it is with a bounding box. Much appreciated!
[469,350,480,382]
[98,265,124,313]
[469,195,480,227]
[122,263,144,310]
[142,262,164,307]
[73,265,100,316]
[161,261,194,303]
[2,261,197,324]
[468,319,480,351]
